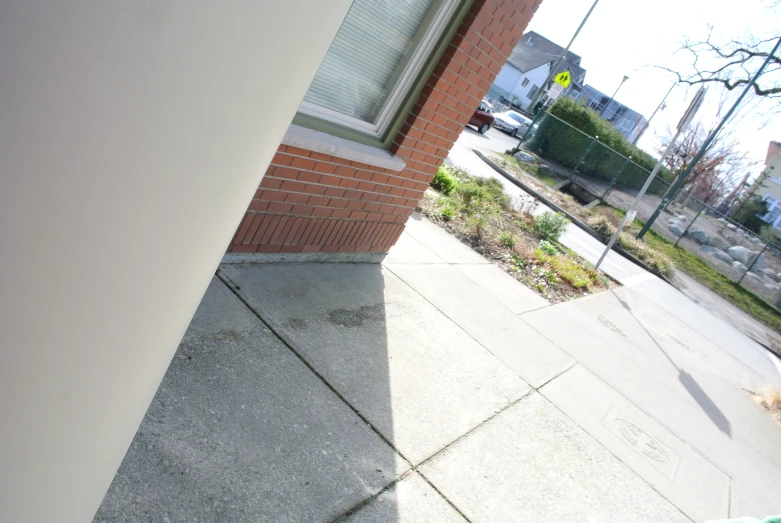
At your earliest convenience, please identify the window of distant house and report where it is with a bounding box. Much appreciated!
[765,205,781,224]
[588,100,601,111]
[528,85,540,99]
[521,78,530,87]
[617,118,634,132]
[298,0,461,140]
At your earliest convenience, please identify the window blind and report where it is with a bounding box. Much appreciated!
[303,0,436,124]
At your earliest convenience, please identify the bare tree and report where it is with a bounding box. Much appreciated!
[658,31,781,107]
[658,120,757,206]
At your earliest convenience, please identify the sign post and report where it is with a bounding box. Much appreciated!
[554,70,571,88]
[594,88,706,271]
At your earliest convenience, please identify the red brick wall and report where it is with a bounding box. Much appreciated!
[228,0,540,256]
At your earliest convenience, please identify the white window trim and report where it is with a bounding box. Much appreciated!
[297,0,461,138]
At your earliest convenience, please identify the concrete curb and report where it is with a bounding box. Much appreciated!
[472,149,667,280]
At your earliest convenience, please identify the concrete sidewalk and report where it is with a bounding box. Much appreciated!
[96,213,781,522]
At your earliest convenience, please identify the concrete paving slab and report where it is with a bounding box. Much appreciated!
[521,290,781,516]
[615,278,781,386]
[452,262,549,314]
[220,263,529,465]
[541,364,730,521]
[94,278,408,523]
[402,214,490,264]
[419,392,690,523]
[388,263,573,388]
[382,231,447,265]
[344,473,466,523]
[612,284,769,392]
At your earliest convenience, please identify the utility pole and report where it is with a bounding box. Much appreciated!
[600,75,629,118]
[520,0,600,117]
[637,36,781,240]
[632,82,675,145]
[596,87,706,270]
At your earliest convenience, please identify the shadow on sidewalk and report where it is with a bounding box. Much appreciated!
[93,269,404,522]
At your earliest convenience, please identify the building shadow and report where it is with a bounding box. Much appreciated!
[93,266,402,522]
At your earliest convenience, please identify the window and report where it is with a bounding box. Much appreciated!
[588,100,601,111]
[528,85,540,99]
[299,0,461,140]
[765,206,781,224]
[521,78,530,87]
[508,112,526,124]
[617,118,634,132]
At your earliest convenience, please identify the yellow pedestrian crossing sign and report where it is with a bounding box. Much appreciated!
[554,71,571,88]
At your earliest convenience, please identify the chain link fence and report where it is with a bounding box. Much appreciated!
[521,111,781,310]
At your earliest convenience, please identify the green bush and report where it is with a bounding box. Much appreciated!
[526,97,674,195]
[431,166,457,195]
[532,211,570,242]
[537,239,557,255]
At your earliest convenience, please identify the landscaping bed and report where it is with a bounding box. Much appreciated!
[492,153,674,277]
[493,151,781,333]
[418,166,615,303]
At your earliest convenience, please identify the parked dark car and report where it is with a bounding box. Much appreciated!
[468,100,495,134]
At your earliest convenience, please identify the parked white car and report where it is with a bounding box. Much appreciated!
[492,110,533,137]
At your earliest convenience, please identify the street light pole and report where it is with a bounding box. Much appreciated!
[520,0,600,114]
[632,81,675,145]
[600,75,629,119]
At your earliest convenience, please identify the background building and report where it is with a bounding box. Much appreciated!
[745,141,781,229]
[487,31,648,142]
[487,31,585,110]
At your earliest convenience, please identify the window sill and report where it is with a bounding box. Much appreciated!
[281,124,406,172]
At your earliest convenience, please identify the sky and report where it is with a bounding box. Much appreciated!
[526,0,780,178]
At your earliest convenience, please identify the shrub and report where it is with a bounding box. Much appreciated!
[440,205,456,221]
[532,211,570,242]
[454,176,510,210]
[526,97,674,194]
[586,215,674,276]
[499,231,516,248]
[431,166,457,195]
[538,239,557,255]
[588,214,615,238]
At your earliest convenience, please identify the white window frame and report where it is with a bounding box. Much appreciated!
[297,0,461,139]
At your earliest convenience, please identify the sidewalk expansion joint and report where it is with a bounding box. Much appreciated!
[215,269,412,467]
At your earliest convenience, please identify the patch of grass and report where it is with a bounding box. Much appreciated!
[642,229,781,332]
[499,231,516,248]
[535,249,599,289]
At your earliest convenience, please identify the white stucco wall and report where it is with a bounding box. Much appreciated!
[0,2,353,522]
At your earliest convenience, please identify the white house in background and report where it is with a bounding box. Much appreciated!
[487,31,586,111]
[748,141,781,229]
